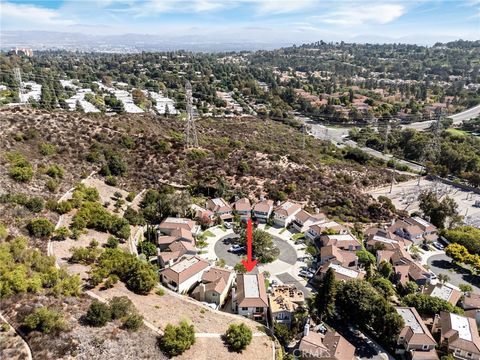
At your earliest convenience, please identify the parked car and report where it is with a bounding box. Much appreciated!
[224,222,233,229]
[433,242,444,250]
[299,270,314,279]
[228,244,245,253]
[421,243,430,251]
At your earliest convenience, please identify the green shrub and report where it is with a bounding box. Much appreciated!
[126,192,136,202]
[27,218,54,238]
[8,153,34,182]
[46,165,64,179]
[105,175,118,186]
[122,313,143,332]
[39,143,56,156]
[46,178,59,192]
[24,308,67,334]
[0,223,7,240]
[159,320,196,357]
[106,236,119,248]
[84,300,111,327]
[137,240,157,257]
[25,197,45,213]
[53,227,71,241]
[109,296,134,320]
[69,246,102,265]
[224,323,252,352]
[1,323,10,332]
[103,274,119,288]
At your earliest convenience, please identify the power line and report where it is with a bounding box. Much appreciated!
[185,81,199,148]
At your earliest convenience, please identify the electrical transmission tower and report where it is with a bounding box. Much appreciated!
[13,67,25,103]
[185,81,198,148]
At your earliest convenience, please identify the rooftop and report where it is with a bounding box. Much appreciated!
[170,256,202,273]
[244,274,260,298]
[328,263,360,279]
[396,307,423,333]
[450,313,473,341]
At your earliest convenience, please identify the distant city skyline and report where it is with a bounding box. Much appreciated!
[1,0,479,48]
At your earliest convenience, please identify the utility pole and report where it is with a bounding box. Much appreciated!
[13,67,25,103]
[185,81,198,148]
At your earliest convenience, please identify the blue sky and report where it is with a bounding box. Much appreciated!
[1,0,479,44]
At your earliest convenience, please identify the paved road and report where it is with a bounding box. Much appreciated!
[402,104,480,131]
[214,234,297,268]
[427,253,480,292]
[276,272,312,297]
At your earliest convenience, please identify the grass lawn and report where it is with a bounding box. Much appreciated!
[202,230,215,237]
[279,228,287,234]
[291,233,305,241]
[219,224,226,232]
[265,224,271,230]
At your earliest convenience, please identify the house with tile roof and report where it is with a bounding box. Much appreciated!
[232,273,269,323]
[191,266,235,307]
[206,197,233,222]
[292,210,327,232]
[159,217,200,236]
[268,285,304,328]
[273,201,302,227]
[316,262,365,282]
[319,234,361,251]
[252,199,274,223]
[305,221,348,241]
[319,245,358,268]
[160,255,210,293]
[395,307,438,359]
[424,283,462,307]
[233,197,252,221]
[388,217,438,245]
[298,326,356,360]
[435,311,480,360]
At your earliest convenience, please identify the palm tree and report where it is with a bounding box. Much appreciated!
[438,274,450,284]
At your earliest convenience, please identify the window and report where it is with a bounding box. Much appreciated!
[241,307,248,311]
[467,353,472,358]
[422,344,429,350]
[255,307,264,313]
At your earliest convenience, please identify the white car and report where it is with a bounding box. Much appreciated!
[228,244,245,253]
[224,222,233,229]
[432,242,444,250]
[299,270,314,279]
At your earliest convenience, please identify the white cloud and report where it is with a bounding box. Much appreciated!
[313,3,406,26]
[0,2,75,26]
[253,0,316,15]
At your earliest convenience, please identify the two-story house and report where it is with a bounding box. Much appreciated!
[191,267,235,308]
[160,256,210,294]
[233,198,251,221]
[305,221,347,241]
[232,273,269,323]
[268,285,304,328]
[291,210,326,233]
[435,311,480,360]
[206,198,233,222]
[395,307,438,359]
[252,199,274,223]
[273,201,302,227]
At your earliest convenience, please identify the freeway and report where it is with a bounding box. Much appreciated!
[403,104,480,131]
[302,119,424,173]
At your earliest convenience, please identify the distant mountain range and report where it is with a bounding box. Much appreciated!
[0,30,469,53]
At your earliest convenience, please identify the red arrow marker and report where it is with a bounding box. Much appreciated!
[242,218,257,272]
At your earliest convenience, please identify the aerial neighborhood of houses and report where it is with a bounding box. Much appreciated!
[145,194,480,360]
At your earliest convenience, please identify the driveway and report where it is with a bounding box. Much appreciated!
[329,320,394,360]
[427,253,480,292]
[276,272,312,298]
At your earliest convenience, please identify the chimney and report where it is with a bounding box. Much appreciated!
[315,207,320,214]
[304,322,310,337]
[199,283,206,301]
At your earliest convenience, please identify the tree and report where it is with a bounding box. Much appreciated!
[418,191,459,229]
[239,227,279,263]
[459,284,473,293]
[122,313,143,332]
[378,260,394,280]
[442,227,480,255]
[314,268,337,321]
[274,322,292,346]
[438,274,450,284]
[402,293,463,316]
[372,278,395,298]
[24,308,67,334]
[124,261,157,294]
[137,240,157,258]
[224,323,253,352]
[84,300,111,327]
[356,249,376,269]
[234,262,247,273]
[159,320,196,357]
[27,218,54,238]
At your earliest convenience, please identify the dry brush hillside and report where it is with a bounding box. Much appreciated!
[0,107,398,225]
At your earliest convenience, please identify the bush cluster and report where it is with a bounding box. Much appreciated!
[84,297,143,331]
